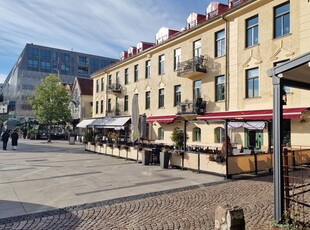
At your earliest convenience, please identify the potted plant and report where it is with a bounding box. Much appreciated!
[171,128,188,149]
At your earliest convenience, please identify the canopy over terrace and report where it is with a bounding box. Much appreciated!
[76,118,95,128]
[87,117,112,128]
[268,52,310,222]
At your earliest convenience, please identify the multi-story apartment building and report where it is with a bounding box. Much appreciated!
[1,43,117,120]
[91,0,310,150]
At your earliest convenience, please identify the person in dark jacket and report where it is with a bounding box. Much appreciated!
[1,130,10,150]
[10,129,19,150]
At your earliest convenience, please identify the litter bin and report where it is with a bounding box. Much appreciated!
[69,135,76,145]
[160,151,170,169]
[142,150,151,165]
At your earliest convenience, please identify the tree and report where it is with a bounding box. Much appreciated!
[171,128,188,148]
[28,74,72,142]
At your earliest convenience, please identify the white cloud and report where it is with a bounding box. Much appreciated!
[0,0,225,75]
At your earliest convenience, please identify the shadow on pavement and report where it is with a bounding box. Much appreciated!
[0,199,81,228]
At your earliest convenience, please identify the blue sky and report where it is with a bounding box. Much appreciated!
[0,0,226,83]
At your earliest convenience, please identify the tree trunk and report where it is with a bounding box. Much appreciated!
[48,122,52,142]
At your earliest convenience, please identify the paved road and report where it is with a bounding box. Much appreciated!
[0,139,274,229]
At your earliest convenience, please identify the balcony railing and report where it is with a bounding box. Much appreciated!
[107,83,122,94]
[177,56,207,78]
[177,98,206,115]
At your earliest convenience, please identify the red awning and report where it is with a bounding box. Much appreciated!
[146,115,177,123]
[197,107,308,121]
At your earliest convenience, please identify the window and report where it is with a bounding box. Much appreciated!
[214,127,224,143]
[116,72,120,85]
[158,127,164,140]
[158,54,165,75]
[41,49,51,60]
[145,91,150,109]
[193,127,201,142]
[174,48,181,70]
[108,74,112,86]
[107,98,111,112]
[96,79,99,92]
[124,95,128,112]
[145,60,151,78]
[215,76,225,101]
[77,67,87,75]
[215,30,225,57]
[40,61,51,72]
[100,100,104,113]
[95,101,99,114]
[101,78,104,91]
[134,64,138,82]
[28,47,39,59]
[246,15,258,47]
[193,80,201,101]
[158,88,165,108]
[28,59,39,70]
[174,85,181,106]
[124,68,129,85]
[79,56,87,65]
[246,68,259,98]
[193,40,201,59]
[274,2,290,38]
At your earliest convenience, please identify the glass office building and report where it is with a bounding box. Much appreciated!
[0,43,117,119]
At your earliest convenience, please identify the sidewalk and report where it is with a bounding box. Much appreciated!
[0,139,224,218]
[0,139,274,229]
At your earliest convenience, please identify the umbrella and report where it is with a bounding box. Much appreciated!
[131,94,140,143]
[140,113,146,140]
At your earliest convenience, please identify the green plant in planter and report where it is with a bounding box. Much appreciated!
[171,128,188,148]
[84,130,94,143]
[107,131,119,143]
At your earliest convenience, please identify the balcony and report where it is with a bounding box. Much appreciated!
[177,56,207,78]
[107,84,122,94]
[177,98,206,115]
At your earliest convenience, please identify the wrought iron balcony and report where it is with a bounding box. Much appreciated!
[107,83,122,94]
[177,98,206,115]
[177,56,207,78]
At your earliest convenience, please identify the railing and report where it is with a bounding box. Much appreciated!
[177,98,206,115]
[177,56,207,77]
[282,147,310,228]
[107,84,122,94]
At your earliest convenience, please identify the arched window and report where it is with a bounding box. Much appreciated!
[158,127,164,140]
[193,127,201,142]
[214,127,224,143]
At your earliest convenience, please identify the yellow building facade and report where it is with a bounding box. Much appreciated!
[91,0,310,150]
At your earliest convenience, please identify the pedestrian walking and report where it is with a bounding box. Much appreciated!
[10,129,19,150]
[1,130,10,150]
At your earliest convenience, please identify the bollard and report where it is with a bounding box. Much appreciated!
[215,204,245,230]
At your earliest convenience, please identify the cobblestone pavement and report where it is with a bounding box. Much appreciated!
[0,175,274,230]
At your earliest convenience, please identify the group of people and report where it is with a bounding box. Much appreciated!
[1,129,19,150]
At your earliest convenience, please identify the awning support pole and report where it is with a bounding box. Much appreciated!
[273,75,284,222]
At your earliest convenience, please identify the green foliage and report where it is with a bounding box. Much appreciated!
[171,128,188,147]
[28,74,72,124]
[84,130,94,143]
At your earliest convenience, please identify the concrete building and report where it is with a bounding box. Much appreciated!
[91,0,310,150]
[0,43,117,120]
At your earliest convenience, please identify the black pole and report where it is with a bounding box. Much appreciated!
[224,120,231,179]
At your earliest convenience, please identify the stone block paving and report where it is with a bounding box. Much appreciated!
[0,176,274,230]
